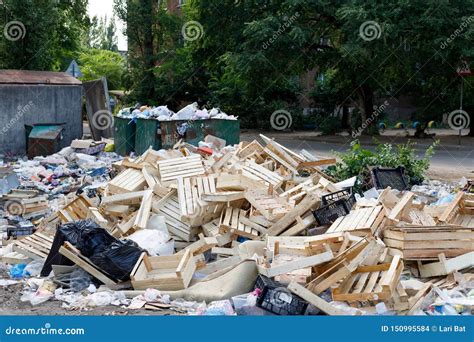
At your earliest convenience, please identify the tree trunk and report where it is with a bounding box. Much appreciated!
[341,105,350,129]
[355,85,374,134]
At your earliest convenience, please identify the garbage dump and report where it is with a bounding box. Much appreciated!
[0,133,472,316]
[117,103,238,121]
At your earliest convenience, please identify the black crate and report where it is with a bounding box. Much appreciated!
[322,188,355,206]
[254,275,308,315]
[313,195,354,226]
[7,226,34,238]
[371,166,408,191]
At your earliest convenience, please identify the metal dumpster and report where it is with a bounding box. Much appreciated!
[160,119,240,149]
[26,124,64,158]
[135,118,162,155]
[114,117,136,156]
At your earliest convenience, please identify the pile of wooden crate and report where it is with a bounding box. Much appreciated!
[4,134,473,315]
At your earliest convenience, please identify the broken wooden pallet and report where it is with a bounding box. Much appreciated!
[177,175,216,216]
[418,251,474,278]
[202,218,233,246]
[258,247,334,278]
[306,237,386,295]
[157,155,205,185]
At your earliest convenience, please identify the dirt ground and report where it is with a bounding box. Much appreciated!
[0,268,176,316]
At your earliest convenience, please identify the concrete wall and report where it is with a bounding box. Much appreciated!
[0,84,83,155]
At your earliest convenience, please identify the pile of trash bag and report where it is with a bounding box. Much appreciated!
[41,220,143,282]
[117,102,238,122]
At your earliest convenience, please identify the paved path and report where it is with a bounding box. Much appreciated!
[241,131,474,181]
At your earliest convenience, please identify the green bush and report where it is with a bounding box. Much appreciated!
[326,140,438,192]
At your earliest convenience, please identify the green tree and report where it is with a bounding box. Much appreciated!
[114,0,182,104]
[87,15,119,52]
[120,0,474,134]
[0,0,89,70]
[78,49,125,90]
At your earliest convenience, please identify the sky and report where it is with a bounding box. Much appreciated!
[88,0,127,51]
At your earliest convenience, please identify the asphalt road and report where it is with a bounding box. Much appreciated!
[241,131,474,181]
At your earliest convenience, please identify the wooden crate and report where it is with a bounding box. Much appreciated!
[245,189,290,222]
[58,195,95,223]
[383,225,474,260]
[331,255,403,302]
[177,175,216,216]
[152,190,199,242]
[108,168,147,194]
[12,232,53,260]
[202,218,233,246]
[326,205,385,235]
[242,161,283,188]
[219,207,261,240]
[130,250,196,290]
[157,155,205,185]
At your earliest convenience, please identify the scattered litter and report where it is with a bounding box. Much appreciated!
[0,132,472,317]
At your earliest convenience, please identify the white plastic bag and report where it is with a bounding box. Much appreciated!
[175,102,198,120]
[128,229,174,256]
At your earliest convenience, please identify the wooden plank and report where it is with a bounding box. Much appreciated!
[133,190,153,230]
[258,250,333,277]
[388,192,414,221]
[267,194,319,236]
[439,192,464,222]
[419,252,474,277]
[59,244,116,285]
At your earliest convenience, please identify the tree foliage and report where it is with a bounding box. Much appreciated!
[114,0,183,104]
[78,49,125,89]
[118,0,473,133]
[0,0,89,71]
[87,15,119,52]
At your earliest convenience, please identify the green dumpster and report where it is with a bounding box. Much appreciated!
[160,119,240,149]
[135,118,162,155]
[114,116,136,156]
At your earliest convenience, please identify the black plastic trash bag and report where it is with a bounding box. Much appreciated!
[89,239,143,282]
[41,220,106,277]
[41,220,143,282]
